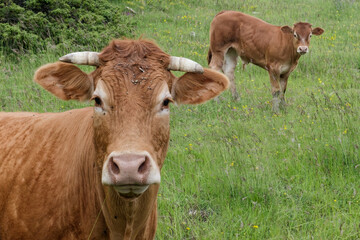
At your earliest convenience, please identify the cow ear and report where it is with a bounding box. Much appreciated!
[34,62,93,101]
[312,27,324,36]
[171,68,229,105]
[281,26,293,34]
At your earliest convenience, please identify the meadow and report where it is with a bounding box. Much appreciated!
[1,0,360,239]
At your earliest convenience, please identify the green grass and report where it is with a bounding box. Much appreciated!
[1,0,360,239]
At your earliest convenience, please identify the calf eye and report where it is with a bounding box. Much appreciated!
[293,33,297,38]
[163,99,170,107]
[93,96,102,107]
[161,98,173,111]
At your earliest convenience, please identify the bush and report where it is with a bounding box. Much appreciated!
[0,0,136,56]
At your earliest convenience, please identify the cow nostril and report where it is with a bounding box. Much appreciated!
[299,46,308,52]
[109,157,120,175]
[138,156,150,174]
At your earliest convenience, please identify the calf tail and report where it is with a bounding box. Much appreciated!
[207,48,212,66]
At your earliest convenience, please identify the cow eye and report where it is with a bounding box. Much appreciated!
[93,96,102,107]
[293,33,297,38]
[161,98,173,110]
[163,99,170,107]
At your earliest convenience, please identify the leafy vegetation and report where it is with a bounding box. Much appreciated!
[1,0,360,239]
[0,0,135,57]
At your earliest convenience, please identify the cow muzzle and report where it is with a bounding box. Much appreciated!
[297,46,309,55]
[102,151,161,197]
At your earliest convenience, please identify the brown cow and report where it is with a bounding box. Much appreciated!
[0,39,229,239]
[208,10,324,112]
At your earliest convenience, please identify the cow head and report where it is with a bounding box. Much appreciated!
[34,39,229,199]
[281,22,324,55]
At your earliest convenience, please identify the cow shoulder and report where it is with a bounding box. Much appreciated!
[171,68,229,104]
[34,62,93,101]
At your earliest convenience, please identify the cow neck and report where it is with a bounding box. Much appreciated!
[122,200,136,239]
[99,185,159,239]
[293,49,301,63]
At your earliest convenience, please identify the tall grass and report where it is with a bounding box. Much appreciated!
[1,0,359,239]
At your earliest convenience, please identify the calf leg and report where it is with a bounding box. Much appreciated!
[279,75,289,108]
[223,48,239,100]
[208,51,225,102]
[268,69,283,113]
[208,51,224,72]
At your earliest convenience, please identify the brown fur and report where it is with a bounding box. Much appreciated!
[0,39,229,239]
[208,10,324,112]
[172,68,229,104]
[34,62,94,101]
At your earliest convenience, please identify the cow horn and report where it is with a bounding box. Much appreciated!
[59,51,99,66]
[168,56,204,73]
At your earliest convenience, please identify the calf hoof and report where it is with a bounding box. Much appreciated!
[272,97,281,113]
[280,98,286,109]
[272,106,280,114]
[232,92,240,101]
[213,96,220,103]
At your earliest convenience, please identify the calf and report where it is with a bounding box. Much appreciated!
[208,10,324,112]
[0,39,229,239]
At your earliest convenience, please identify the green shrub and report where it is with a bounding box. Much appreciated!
[0,0,136,56]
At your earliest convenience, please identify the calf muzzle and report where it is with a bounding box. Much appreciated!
[297,46,309,55]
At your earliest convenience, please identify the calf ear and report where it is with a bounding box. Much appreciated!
[34,62,93,101]
[171,68,229,105]
[312,27,324,36]
[281,26,293,34]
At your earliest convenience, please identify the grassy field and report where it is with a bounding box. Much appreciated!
[1,0,360,239]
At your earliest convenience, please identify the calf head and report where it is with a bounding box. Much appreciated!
[281,22,324,55]
[34,39,229,199]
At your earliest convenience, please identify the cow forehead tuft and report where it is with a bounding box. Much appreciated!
[98,39,170,67]
[91,39,175,99]
[293,22,312,30]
